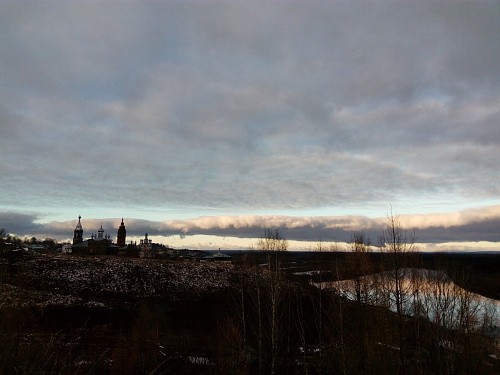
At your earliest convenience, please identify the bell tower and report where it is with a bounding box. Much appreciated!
[117,218,126,247]
[97,224,104,239]
[73,215,83,245]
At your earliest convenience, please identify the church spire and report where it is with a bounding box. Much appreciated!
[98,223,104,239]
[117,218,126,247]
[75,215,82,230]
[73,215,83,245]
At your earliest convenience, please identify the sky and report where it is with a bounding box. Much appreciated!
[0,1,499,251]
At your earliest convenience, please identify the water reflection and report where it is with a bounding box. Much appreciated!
[313,268,500,330]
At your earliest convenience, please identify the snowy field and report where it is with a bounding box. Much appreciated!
[0,252,233,309]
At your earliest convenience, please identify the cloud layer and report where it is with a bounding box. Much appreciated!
[2,206,499,249]
[0,2,499,245]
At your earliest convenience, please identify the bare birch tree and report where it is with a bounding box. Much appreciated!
[379,212,417,316]
[347,232,373,304]
[379,211,418,370]
[256,228,287,375]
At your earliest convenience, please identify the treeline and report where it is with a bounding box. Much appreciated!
[0,228,59,250]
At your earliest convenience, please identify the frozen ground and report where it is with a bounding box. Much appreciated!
[0,252,234,309]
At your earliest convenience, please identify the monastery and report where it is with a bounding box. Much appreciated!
[71,216,126,255]
[70,216,168,258]
[69,216,229,261]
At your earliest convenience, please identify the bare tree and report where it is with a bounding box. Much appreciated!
[257,228,287,375]
[379,212,417,316]
[247,257,265,374]
[257,228,288,253]
[292,283,309,374]
[379,211,418,370]
[347,232,373,304]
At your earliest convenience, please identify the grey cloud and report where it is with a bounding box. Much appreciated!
[0,212,42,236]
[0,2,498,224]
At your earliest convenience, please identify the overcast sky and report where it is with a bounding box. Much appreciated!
[0,1,499,250]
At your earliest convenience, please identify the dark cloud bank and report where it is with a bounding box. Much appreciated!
[2,208,499,246]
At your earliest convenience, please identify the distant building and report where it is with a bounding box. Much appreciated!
[139,233,154,258]
[71,216,119,255]
[27,244,46,251]
[69,216,173,258]
[213,250,232,262]
[139,233,169,258]
[199,250,232,262]
[61,243,72,254]
[73,215,83,245]
[117,218,126,247]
